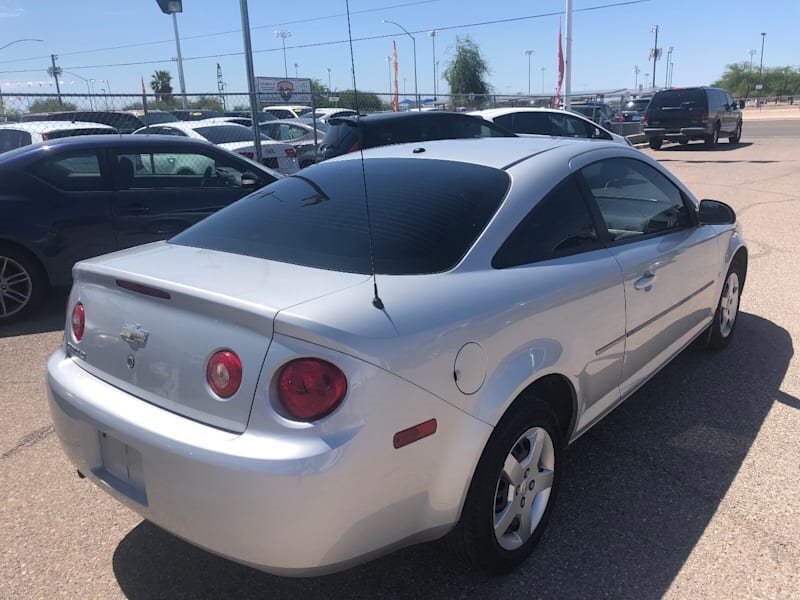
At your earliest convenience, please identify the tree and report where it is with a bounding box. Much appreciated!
[189,95,223,112]
[28,99,77,113]
[443,35,492,108]
[336,90,385,113]
[150,70,173,102]
[310,79,331,108]
[713,63,800,98]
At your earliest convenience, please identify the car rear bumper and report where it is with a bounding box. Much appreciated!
[644,126,709,139]
[46,347,491,576]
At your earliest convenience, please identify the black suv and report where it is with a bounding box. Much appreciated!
[643,87,742,149]
[316,111,515,161]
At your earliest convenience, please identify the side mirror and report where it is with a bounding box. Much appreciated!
[699,199,736,225]
[241,172,259,187]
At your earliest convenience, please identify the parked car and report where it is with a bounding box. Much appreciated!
[570,103,617,129]
[262,105,313,120]
[643,87,743,149]
[46,136,746,576]
[126,109,179,126]
[170,109,223,121]
[616,98,651,122]
[0,135,279,323]
[473,108,631,145]
[21,110,146,134]
[133,119,298,174]
[0,121,118,153]
[224,110,279,123]
[258,120,325,168]
[317,111,516,161]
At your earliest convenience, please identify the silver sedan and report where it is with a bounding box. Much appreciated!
[47,137,746,577]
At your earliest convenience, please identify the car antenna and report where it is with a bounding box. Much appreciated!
[344,0,384,310]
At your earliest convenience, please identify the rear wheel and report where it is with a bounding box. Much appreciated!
[0,245,47,324]
[648,137,663,150]
[447,400,563,574]
[729,121,742,144]
[705,123,720,148]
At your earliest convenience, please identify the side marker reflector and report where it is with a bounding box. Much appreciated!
[393,419,437,449]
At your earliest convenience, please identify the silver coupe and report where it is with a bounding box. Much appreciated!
[47,137,746,576]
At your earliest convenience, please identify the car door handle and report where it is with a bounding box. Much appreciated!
[634,274,656,290]
[125,205,151,215]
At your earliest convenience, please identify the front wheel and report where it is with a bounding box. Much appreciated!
[706,259,745,350]
[648,137,663,150]
[0,246,47,324]
[729,121,742,144]
[447,401,563,574]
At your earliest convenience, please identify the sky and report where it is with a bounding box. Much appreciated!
[0,0,798,101]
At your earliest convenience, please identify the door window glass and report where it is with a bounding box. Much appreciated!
[581,158,692,241]
[30,151,107,191]
[493,176,602,268]
[115,151,256,189]
[0,129,32,152]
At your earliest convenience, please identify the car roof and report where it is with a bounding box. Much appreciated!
[473,107,571,119]
[329,136,623,170]
[0,121,117,132]
[332,111,488,125]
[147,118,250,130]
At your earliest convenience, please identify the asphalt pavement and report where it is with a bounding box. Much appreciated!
[1,122,799,599]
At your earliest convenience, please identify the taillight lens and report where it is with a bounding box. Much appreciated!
[71,302,85,341]
[643,114,649,125]
[284,147,297,158]
[277,358,347,421]
[206,350,243,398]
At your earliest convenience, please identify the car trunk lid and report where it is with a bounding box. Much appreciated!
[68,242,368,432]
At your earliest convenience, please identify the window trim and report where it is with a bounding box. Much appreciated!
[576,157,699,248]
[491,173,609,269]
[27,148,112,192]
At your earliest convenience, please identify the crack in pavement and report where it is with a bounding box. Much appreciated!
[1,425,55,460]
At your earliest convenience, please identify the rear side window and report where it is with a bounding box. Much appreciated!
[321,121,359,152]
[0,129,32,152]
[30,151,108,191]
[171,158,510,275]
[649,89,707,110]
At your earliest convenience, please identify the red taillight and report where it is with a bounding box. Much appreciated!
[71,302,85,341]
[700,112,709,122]
[284,147,297,158]
[206,350,243,398]
[643,114,649,125]
[277,358,347,421]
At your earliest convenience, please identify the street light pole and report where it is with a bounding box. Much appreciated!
[759,32,767,85]
[540,66,546,94]
[384,20,419,110]
[429,30,438,101]
[327,67,332,94]
[633,65,640,90]
[0,38,43,119]
[64,71,94,109]
[665,46,674,88]
[525,50,534,96]
[294,62,299,78]
[275,30,291,78]
[385,55,393,96]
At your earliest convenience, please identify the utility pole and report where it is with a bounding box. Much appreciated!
[540,66,546,94]
[633,65,640,90]
[665,46,674,88]
[49,54,63,107]
[327,67,332,94]
[564,0,573,110]
[240,0,262,162]
[429,30,438,101]
[385,55,393,96]
[650,25,660,89]
[525,50,534,96]
[758,32,767,85]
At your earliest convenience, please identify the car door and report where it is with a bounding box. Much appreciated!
[579,157,720,398]
[111,145,272,249]
[26,148,117,283]
[492,174,626,430]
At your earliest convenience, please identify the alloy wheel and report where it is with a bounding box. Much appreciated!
[0,256,33,318]
[719,271,740,338]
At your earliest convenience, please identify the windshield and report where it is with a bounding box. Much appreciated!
[193,125,266,144]
[171,158,510,275]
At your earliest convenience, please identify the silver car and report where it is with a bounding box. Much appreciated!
[47,137,746,576]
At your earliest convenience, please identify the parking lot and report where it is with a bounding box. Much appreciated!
[1,116,798,599]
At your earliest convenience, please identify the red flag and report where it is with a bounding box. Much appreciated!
[554,21,564,108]
[392,41,400,112]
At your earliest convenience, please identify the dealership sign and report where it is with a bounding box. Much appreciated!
[255,77,312,104]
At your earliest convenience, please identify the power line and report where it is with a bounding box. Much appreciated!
[0,0,652,77]
[0,0,442,66]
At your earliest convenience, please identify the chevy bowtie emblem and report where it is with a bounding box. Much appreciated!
[120,323,149,345]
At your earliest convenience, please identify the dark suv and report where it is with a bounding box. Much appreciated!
[643,87,742,149]
[316,111,515,161]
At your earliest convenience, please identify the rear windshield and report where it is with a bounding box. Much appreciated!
[171,158,510,275]
[649,89,706,110]
[45,128,117,140]
[194,125,259,144]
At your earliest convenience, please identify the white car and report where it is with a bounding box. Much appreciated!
[261,105,313,120]
[0,121,117,153]
[473,107,631,145]
[47,137,745,577]
[133,119,298,174]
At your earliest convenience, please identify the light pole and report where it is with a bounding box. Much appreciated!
[294,62,299,78]
[758,32,767,94]
[525,49,535,96]
[633,64,640,90]
[650,25,660,89]
[429,29,438,101]
[0,38,43,119]
[326,67,332,94]
[385,55,393,97]
[669,63,674,87]
[540,66,546,94]
[644,73,650,89]
[748,48,757,99]
[383,20,419,109]
[155,1,188,109]
[665,46,674,88]
[275,30,291,78]
[64,71,95,109]
[241,0,263,163]
[101,79,113,109]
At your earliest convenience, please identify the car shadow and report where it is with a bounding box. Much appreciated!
[0,287,69,338]
[656,141,754,153]
[112,312,794,600]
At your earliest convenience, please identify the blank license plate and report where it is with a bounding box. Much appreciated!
[96,432,148,506]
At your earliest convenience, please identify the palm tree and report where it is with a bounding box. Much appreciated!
[150,70,173,102]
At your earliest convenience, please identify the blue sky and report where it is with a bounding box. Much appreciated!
[0,0,797,99]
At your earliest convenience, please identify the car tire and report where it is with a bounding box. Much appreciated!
[729,121,742,144]
[705,258,745,350]
[0,244,47,324]
[705,123,720,148]
[648,137,663,150]
[446,399,563,574]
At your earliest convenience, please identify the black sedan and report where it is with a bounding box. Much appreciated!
[0,135,278,323]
